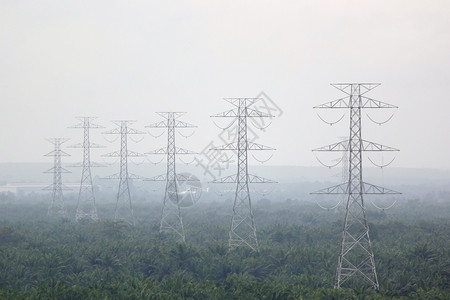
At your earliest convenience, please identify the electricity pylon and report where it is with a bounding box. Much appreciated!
[211,98,275,252]
[146,112,197,242]
[103,120,145,226]
[44,138,71,217]
[69,117,104,222]
[312,83,400,290]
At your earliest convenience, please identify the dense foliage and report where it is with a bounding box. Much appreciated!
[0,199,449,299]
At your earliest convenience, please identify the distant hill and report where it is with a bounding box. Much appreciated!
[0,163,449,202]
[0,162,449,185]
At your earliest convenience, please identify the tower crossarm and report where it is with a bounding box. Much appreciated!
[248,174,277,183]
[314,96,397,109]
[174,120,196,128]
[146,120,169,128]
[127,173,147,180]
[100,150,145,158]
[145,174,167,181]
[313,140,398,152]
[246,108,274,118]
[209,174,237,183]
[211,108,239,118]
[362,182,401,194]
[361,96,398,109]
[146,147,168,154]
[102,173,120,179]
[224,97,259,107]
[211,108,273,118]
[127,150,146,157]
[68,123,104,129]
[210,174,276,184]
[311,182,349,194]
[248,142,275,151]
[69,162,104,168]
[102,151,120,157]
[361,140,399,151]
[146,147,196,155]
[44,167,71,174]
[175,147,197,154]
[102,172,146,180]
[313,96,350,109]
[102,128,121,134]
[313,140,349,151]
[210,143,237,151]
[44,150,71,157]
[331,83,381,95]
[156,112,186,119]
[69,117,104,129]
[126,128,146,134]
[211,142,275,151]
[43,184,72,191]
[69,142,105,149]
[310,182,400,195]
[176,173,200,182]
[46,138,70,145]
[103,150,145,157]
[102,128,145,135]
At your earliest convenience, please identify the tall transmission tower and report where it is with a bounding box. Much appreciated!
[69,117,104,222]
[146,112,197,242]
[103,120,145,226]
[44,138,71,217]
[211,98,275,252]
[312,83,400,290]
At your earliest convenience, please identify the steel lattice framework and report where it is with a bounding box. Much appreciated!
[103,120,145,226]
[211,98,275,252]
[69,117,104,222]
[312,83,400,290]
[146,112,197,242]
[44,138,71,217]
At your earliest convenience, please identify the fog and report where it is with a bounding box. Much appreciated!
[1,1,450,169]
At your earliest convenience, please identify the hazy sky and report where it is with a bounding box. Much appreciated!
[1,1,449,169]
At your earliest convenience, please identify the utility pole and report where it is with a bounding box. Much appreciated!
[44,138,71,217]
[103,120,145,226]
[211,98,275,252]
[312,83,400,290]
[146,112,197,242]
[69,117,104,222]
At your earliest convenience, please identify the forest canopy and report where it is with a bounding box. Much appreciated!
[0,198,449,299]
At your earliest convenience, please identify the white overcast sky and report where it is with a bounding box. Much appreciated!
[0,1,449,169]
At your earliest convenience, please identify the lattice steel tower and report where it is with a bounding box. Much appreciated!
[312,83,400,290]
[211,98,275,252]
[146,112,196,242]
[44,138,71,217]
[103,120,145,226]
[69,117,104,222]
